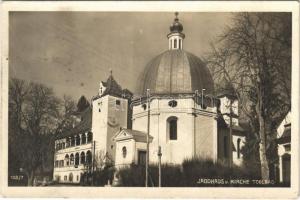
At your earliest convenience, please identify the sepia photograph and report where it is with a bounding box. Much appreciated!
[1,1,299,198]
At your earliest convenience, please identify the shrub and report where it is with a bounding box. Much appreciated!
[118,164,145,186]
[80,166,115,186]
[149,164,184,187]
[109,158,271,187]
[182,157,261,186]
[118,163,183,187]
[93,166,115,186]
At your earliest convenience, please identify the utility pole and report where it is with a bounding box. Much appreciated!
[92,140,96,185]
[158,146,162,187]
[146,89,150,187]
[201,88,206,108]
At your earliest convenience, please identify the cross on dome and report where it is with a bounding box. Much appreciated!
[175,12,179,20]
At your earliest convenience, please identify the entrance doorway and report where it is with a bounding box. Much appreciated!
[138,150,146,165]
[282,154,291,183]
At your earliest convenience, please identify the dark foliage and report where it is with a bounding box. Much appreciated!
[80,166,115,186]
[8,78,76,186]
[117,158,262,187]
[118,164,184,187]
[77,95,90,112]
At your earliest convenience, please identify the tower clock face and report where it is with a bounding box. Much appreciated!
[107,116,119,127]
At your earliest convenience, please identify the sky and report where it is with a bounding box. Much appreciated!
[9,12,232,101]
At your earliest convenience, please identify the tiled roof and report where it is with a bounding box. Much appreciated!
[102,75,123,97]
[55,107,92,140]
[93,75,132,100]
[114,128,153,143]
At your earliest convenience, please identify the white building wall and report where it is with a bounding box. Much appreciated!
[115,139,135,167]
[92,96,109,155]
[92,95,128,162]
[194,114,218,161]
[132,98,217,164]
[219,96,239,125]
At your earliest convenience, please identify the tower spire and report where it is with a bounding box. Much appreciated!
[167,12,185,50]
[175,12,179,20]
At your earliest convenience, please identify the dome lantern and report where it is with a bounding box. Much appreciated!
[167,12,185,50]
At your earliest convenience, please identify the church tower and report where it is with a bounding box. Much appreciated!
[167,12,185,50]
[91,71,132,165]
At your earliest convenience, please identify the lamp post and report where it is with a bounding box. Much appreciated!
[158,146,162,187]
[146,89,150,187]
[201,88,206,109]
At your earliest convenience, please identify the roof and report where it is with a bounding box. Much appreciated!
[102,74,123,97]
[113,128,153,143]
[93,75,133,100]
[169,12,184,33]
[138,50,214,96]
[55,107,92,140]
[231,125,244,132]
[277,123,291,144]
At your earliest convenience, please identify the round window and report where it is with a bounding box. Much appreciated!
[168,100,177,107]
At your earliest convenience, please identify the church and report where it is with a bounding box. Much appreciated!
[53,13,246,184]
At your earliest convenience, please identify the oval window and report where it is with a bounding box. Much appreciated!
[168,100,177,108]
[122,146,127,158]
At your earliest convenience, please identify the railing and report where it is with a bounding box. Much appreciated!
[55,141,93,152]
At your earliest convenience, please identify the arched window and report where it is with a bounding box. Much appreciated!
[237,138,241,159]
[122,146,127,158]
[167,117,178,140]
[60,160,64,167]
[62,142,65,149]
[70,154,74,165]
[80,152,85,164]
[71,137,75,146]
[174,39,177,49]
[76,136,80,146]
[81,134,86,145]
[179,39,182,49]
[65,154,70,166]
[86,151,92,165]
[69,173,73,182]
[87,132,93,143]
[75,153,80,166]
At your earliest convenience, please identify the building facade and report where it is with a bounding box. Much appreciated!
[277,111,291,184]
[53,13,246,183]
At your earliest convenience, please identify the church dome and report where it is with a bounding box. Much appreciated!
[139,49,214,95]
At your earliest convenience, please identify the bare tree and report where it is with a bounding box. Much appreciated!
[9,78,61,186]
[94,150,114,171]
[207,13,291,180]
[55,95,76,135]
